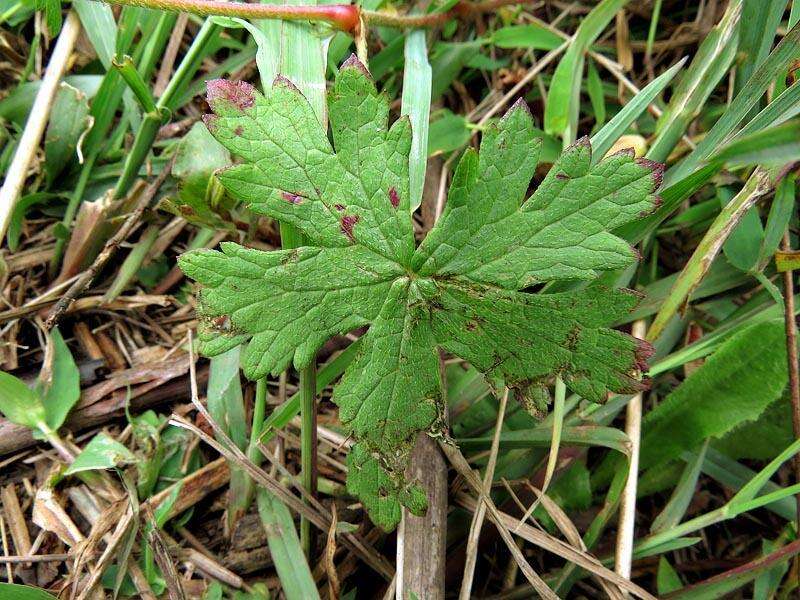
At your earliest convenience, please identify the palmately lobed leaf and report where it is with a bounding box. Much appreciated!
[180,55,661,530]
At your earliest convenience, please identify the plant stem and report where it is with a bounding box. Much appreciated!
[614,320,646,581]
[97,0,532,33]
[782,231,800,530]
[276,219,318,557]
[247,378,268,466]
[299,362,317,558]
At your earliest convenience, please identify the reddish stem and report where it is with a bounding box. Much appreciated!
[106,0,361,31]
[101,0,531,33]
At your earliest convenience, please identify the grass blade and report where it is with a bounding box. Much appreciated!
[646,0,741,163]
[401,29,432,211]
[544,0,629,140]
[256,488,321,600]
[590,58,684,161]
[667,19,800,183]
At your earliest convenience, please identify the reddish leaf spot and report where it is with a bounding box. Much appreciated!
[282,192,303,205]
[334,203,346,211]
[388,187,400,208]
[340,214,360,242]
[179,206,195,216]
[555,173,569,180]
[206,79,255,111]
[212,315,231,331]
[234,125,244,136]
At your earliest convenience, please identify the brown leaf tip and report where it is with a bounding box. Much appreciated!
[634,338,655,373]
[340,214,360,242]
[388,187,400,208]
[273,74,301,93]
[341,53,372,79]
[202,113,218,132]
[504,97,532,118]
[608,147,636,159]
[635,157,665,189]
[206,79,255,111]
[565,135,592,159]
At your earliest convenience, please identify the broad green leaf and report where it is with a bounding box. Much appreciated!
[37,327,81,433]
[428,109,470,156]
[44,83,91,185]
[180,57,659,530]
[640,320,788,469]
[64,432,137,475]
[162,122,234,230]
[718,185,763,273]
[0,583,58,600]
[0,371,46,432]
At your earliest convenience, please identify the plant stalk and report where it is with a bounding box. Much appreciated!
[782,231,800,531]
[248,378,269,466]
[96,0,532,34]
[299,362,317,558]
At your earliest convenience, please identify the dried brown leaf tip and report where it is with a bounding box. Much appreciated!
[206,79,256,112]
[341,53,372,79]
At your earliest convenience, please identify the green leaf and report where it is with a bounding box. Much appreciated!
[63,432,137,475]
[490,23,563,50]
[180,57,659,530]
[206,346,250,528]
[0,371,46,433]
[718,185,763,272]
[42,0,62,36]
[256,489,320,600]
[162,122,234,230]
[37,327,80,433]
[657,557,684,595]
[401,29,432,211]
[428,109,470,156]
[73,0,117,69]
[543,0,628,138]
[0,583,58,600]
[640,320,788,470]
[44,83,91,185]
